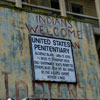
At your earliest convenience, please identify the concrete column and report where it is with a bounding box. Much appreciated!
[15,0,22,7]
[59,0,66,16]
[95,0,100,26]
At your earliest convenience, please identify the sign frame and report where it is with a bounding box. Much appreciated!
[29,34,77,84]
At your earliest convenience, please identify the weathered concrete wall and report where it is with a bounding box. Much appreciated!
[0,6,100,99]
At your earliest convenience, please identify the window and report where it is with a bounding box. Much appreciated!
[71,3,83,19]
[72,3,83,14]
[51,0,59,9]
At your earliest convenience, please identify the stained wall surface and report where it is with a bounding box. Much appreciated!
[0,6,100,100]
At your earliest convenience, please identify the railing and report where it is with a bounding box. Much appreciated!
[22,2,61,15]
[0,0,99,27]
[0,0,15,4]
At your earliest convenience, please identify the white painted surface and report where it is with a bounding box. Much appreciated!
[30,35,76,83]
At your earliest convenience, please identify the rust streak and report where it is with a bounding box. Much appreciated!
[71,86,77,99]
[2,72,9,100]
[77,73,85,89]
[15,80,28,100]
[81,95,86,99]
[33,82,36,99]
[48,83,52,99]
[66,84,71,99]
[58,83,61,98]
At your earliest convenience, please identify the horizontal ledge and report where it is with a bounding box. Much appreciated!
[94,27,100,35]
[2,0,99,20]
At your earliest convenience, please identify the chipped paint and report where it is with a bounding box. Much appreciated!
[0,6,100,99]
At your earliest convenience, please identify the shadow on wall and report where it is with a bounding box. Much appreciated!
[95,35,100,63]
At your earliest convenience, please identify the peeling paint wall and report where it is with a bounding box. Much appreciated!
[0,7,100,100]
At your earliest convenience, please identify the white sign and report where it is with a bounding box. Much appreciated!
[30,35,76,83]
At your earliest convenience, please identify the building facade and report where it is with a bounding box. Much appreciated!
[0,0,100,99]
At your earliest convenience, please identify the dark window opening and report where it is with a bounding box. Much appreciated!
[71,3,83,19]
[51,0,59,9]
[72,3,83,14]
[95,35,100,63]
[22,0,28,2]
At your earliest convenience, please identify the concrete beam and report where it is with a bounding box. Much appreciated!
[59,0,66,16]
[95,0,100,26]
[15,0,22,7]
[94,27,100,35]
